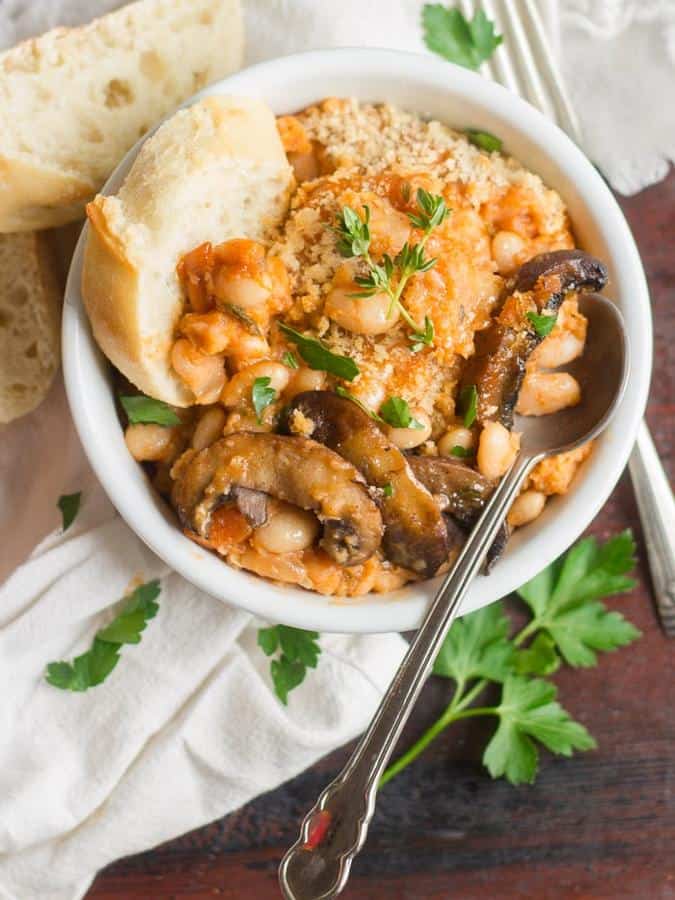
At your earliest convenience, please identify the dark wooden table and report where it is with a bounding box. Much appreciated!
[88,172,675,900]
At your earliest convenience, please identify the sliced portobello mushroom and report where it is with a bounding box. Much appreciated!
[408,454,509,571]
[171,432,383,566]
[407,455,494,528]
[287,391,451,578]
[461,250,608,429]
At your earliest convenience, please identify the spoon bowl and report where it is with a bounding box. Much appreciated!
[517,293,629,458]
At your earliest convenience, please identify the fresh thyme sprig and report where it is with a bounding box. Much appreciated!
[332,189,450,348]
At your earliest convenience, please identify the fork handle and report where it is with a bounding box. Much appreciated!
[628,420,675,635]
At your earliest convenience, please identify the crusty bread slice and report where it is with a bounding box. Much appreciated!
[0,232,62,423]
[82,95,294,406]
[0,0,244,233]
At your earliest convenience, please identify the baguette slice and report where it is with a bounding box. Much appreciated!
[0,232,62,423]
[82,95,294,406]
[0,0,244,233]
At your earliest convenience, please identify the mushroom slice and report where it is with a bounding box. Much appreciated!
[461,250,608,429]
[287,392,450,578]
[407,455,494,528]
[408,455,509,570]
[171,432,383,566]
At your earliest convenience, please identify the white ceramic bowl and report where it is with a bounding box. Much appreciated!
[63,48,651,634]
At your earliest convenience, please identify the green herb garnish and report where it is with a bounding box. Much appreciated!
[379,397,424,430]
[465,128,503,153]
[282,350,299,369]
[332,189,448,348]
[459,384,478,428]
[527,310,558,339]
[382,483,394,498]
[252,376,277,423]
[278,323,360,382]
[120,394,181,426]
[335,386,384,422]
[409,315,435,353]
[450,445,473,458]
[57,492,81,532]
[258,625,321,705]
[45,581,161,692]
[422,4,502,70]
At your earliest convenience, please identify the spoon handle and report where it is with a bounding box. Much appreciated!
[279,452,537,900]
[628,420,675,635]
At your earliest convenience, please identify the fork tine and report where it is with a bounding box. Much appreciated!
[480,0,526,96]
[497,0,558,120]
[520,0,584,142]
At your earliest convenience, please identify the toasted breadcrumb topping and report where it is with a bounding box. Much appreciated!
[271,98,573,429]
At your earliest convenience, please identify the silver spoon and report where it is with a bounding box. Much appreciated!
[279,292,629,900]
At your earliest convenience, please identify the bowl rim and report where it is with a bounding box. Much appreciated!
[63,47,652,633]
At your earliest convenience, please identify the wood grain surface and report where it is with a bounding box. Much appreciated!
[87,171,675,900]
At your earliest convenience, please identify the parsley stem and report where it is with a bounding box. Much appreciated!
[385,230,433,332]
[513,620,539,646]
[379,702,497,787]
[380,615,545,787]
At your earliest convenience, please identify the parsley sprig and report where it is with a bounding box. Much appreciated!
[332,189,449,349]
[258,625,321,704]
[380,531,640,786]
[46,581,161,692]
[256,532,640,784]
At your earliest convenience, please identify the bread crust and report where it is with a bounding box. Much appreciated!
[0,231,62,423]
[81,96,294,406]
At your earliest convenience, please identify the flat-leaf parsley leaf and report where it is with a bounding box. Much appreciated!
[380,397,424,430]
[278,323,360,382]
[257,625,321,705]
[57,492,81,532]
[422,4,502,70]
[482,675,596,784]
[252,376,277,423]
[46,580,161,691]
[120,394,181,426]
[527,310,557,339]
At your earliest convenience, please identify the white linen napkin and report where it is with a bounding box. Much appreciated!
[0,2,670,898]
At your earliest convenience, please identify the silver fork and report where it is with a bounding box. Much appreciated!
[463,0,675,635]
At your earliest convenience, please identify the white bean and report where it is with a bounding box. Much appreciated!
[508,490,547,527]
[385,409,432,450]
[220,360,290,408]
[325,284,399,335]
[284,366,326,399]
[516,372,581,416]
[252,502,319,554]
[438,425,474,457]
[191,406,227,451]
[491,230,526,274]
[368,197,411,255]
[533,330,585,369]
[125,424,179,462]
[477,421,520,479]
[171,339,226,404]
